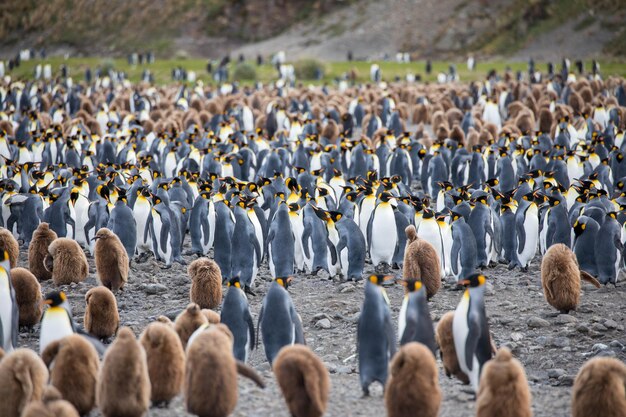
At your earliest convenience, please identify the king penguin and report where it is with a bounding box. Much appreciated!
[220,276,255,363]
[367,192,398,271]
[258,277,305,366]
[357,274,396,396]
[0,250,18,352]
[516,193,539,271]
[267,202,295,280]
[397,280,436,354]
[452,273,493,393]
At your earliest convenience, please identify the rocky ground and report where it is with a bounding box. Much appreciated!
[15,237,626,417]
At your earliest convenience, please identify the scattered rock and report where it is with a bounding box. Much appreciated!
[609,340,624,349]
[548,369,565,378]
[604,319,618,329]
[535,336,552,346]
[315,318,332,329]
[556,314,577,324]
[510,332,524,342]
[336,365,352,374]
[144,283,167,294]
[527,316,550,328]
[591,323,607,332]
[550,337,570,348]
[591,343,608,352]
[557,375,575,386]
[313,313,331,321]
[575,324,590,333]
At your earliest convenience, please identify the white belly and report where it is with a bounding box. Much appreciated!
[40,311,74,354]
[290,215,304,270]
[518,209,539,267]
[398,296,408,342]
[370,205,397,266]
[0,281,14,351]
[134,202,151,253]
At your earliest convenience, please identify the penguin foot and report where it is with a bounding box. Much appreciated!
[244,286,257,296]
[160,264,172,270]
[520,266,529,273]
[488,261,497,268]
[153,400,170,409]
[507,262,516,271]
[175,257,187,266]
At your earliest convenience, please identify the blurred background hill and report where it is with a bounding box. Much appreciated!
[1,0,625,60]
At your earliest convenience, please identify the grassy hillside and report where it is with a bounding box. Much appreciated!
[7,57,626,86]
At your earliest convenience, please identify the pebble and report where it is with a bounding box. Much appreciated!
[144,283,168,294]
[557,375,575,386]
[535,336,551,346]
[548,369,565,378]
[510,332,524,342]
[550,337,570,348]
[575,324,589,333]
[609,340,624,349]
[527,317,550,328]
[604,319,618,329]
[555,314,577,324]
[591,323,607,332]
[313,313,331,321]
[315,318,332,329]
[592,343,609,352]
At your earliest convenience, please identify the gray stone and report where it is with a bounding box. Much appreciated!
[336,365,352,374]
[604,319,618,329]
[550,337,570,348]
[575,324,590,333]
[595,349,616,358]
[591,323,607,332]
[548,369,566,378]
[535,336,551,346]
[315,318,332,329]
[609,340,624,349]
[510,332,524,342]
[556,314,577,324]
[558,375,575,386]
[313,313,331,321]
[527,317,550,328]
[145,283,168,295]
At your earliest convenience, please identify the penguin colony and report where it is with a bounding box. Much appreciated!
[0,65,624,416]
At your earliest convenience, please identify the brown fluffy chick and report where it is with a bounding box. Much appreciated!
[93,228,129,292]
[10,267,43,327]
[572,357,626,417]
[84,286,119,340]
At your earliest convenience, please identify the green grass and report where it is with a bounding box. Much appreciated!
[6,57,626,86]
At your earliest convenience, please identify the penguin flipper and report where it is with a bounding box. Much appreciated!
[327,238,338,266]
[11,286,18,347]
[201,214,210,246]
[366,209,374,256]
[580,270,602,288]
[384,312,396,357]
[252,233,262,268]
[290,305,306,345]
[301,224,311,259]
[245,309,256,351]
[515,213,526,252]
[450,238,460,276]
[76,327,107,356]
[236,360,266,388]
[256,304,264,349]
[464,316,481,371]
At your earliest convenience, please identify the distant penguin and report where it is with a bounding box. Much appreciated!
[572,216,601,277]
[188,258,222,309]
[541,244,601,313]
[10,267,42,328]
[45,238,89,286]
[0,254,18,352]
[476,348,532,417]
[221,276,255,363]
[213,200,235,280]
[403,225,441,299]
[97,327,150,417]
[453,273,493,392]
[385,342,441,417]
[106,198,137,258]
[515,195,539,271]
[397,280,436,354]
[357,274,396,395]
[435,311,469,384]
[0,228,18,267]
[93,228,129,292]
[139,322,185,406]
[41,334,99,416]
[21,385,80,417]
[259,277,305,365]
[185,324,265,417]
[231,203,262,294]
[267,203,296,279]
[595,212,623,285]
[335,214,366,281]
[449,211,478,280]
[28,222,57,281]
[273,345,330,417]
[468,196,494,268]
[368,192,397,270]
[84,286,119,340]
[174,303,209,349]
[571,357,626,417]
[0,348,49,417]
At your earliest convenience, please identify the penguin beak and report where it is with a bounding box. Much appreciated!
[458,279,470,286]
[43,299,53,305]
[91,236,100,241]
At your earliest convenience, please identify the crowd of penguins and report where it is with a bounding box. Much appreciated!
[0,65,625,417]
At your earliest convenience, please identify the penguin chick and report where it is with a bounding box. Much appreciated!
[0,348,49,417]
[84,286,119,340]
[45,238,89,286]
[21,385,80,417]
[476,348,532,417]
[185,324,265,417]
[385,342,441,417]
[435,311,469,384]
[572,357,626,417]
[10,267,42,328]
[0,228,19,268]
[93,228,129,292]
[174,303,208,349]
[403,225,441,299]
[202,309,220,324]
[273,345,330,417]
[42,334,99,416]
[96,327,150,417]
[541,243,601,313]
[139,322,185,406]
[28,222,57,281]
[188,258,222,309]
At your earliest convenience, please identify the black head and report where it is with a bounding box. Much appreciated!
[458,273,486,288]
[44,291,67,307]
[274,277,293,289]
[401,279,423,292]
[228,276,242,289]
[368,274,394,286]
